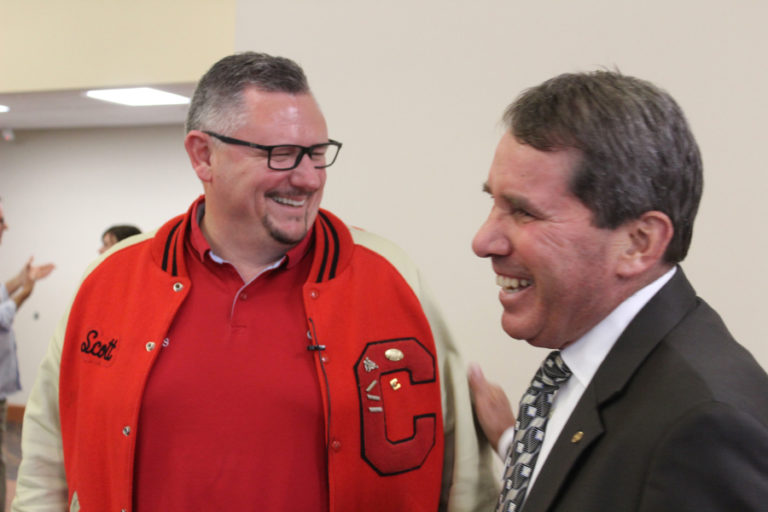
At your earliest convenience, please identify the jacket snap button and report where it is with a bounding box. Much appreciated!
[309,289,319,299]
[122,426,131,436]
[331,439,342,452]
[173,282,183,292]
[145,342,156,352]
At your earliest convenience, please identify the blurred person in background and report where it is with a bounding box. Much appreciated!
[0,200,53,512]
[99,224,141,254]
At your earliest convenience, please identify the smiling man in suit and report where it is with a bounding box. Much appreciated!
[469,70,768,512]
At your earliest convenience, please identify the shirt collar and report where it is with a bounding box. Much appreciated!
[188,197,314,270]
[561,267,677,388]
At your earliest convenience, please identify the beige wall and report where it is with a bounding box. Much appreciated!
[0,0,236,92]
[0,0,766,411]
[233,0,768,400]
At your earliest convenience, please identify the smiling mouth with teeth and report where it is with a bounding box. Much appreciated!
[496,275,532,292]
[272,196,307,207]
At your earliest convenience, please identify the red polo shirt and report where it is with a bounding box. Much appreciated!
[133,199,328,511]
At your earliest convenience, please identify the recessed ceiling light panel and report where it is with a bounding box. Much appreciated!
[0,105,9,113]
[85,87,190,106]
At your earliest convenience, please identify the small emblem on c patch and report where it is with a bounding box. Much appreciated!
[80,329,119,366]
[363,357,378,372]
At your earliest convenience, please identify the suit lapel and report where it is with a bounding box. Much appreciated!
[523,385,604,512]
[522,268,699,512]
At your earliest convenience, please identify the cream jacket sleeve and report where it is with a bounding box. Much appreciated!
[12,308,69,511]
[351,229,499,511]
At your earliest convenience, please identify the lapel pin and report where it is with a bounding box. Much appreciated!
[571,431,584,443]
[385,348,404,361]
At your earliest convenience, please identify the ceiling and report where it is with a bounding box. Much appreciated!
[0,83,197,131]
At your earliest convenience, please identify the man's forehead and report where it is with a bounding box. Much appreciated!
[242,90,324,123]
[242,87,317,108]
[489,135,580,183]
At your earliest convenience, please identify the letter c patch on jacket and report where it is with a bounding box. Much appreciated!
[354,338,438,476]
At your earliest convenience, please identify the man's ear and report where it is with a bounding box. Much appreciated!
[615,211,674,278]
[184,130,214,182]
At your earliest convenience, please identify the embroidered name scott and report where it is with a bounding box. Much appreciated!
[81,330,118,361]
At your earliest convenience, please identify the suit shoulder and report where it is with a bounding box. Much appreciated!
[659,298,768,422]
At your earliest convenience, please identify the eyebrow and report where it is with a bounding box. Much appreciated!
[482,181,544,217]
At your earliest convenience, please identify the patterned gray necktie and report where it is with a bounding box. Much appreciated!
[497,351,572,512]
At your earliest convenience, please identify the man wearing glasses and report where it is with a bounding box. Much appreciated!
[13,53,496,511]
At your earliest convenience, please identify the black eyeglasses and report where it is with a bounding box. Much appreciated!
[203,131,342,171]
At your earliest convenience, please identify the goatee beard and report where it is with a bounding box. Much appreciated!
[264,214,309,246]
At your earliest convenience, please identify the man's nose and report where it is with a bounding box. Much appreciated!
[472,215,511,258]
[289,155,324,189]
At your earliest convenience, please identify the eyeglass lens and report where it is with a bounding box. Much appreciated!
[269,144,339,170]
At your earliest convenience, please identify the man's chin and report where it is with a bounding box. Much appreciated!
[501,315,542,346]
[270,230,307,246]
[267,221,310,246]
[264,211,317,246]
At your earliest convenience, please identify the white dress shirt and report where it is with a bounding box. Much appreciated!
[497,267,677,492]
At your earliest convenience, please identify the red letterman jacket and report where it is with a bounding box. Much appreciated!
[56,206,448,511]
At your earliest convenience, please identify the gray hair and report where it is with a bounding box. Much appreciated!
[185,52,310,134]
[504,70,703,263]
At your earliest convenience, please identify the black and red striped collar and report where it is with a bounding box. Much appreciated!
[153,199,353,284]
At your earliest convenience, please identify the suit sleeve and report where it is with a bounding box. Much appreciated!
[639,401,768,512]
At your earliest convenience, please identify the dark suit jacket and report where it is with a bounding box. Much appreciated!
[524,268,768,512]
